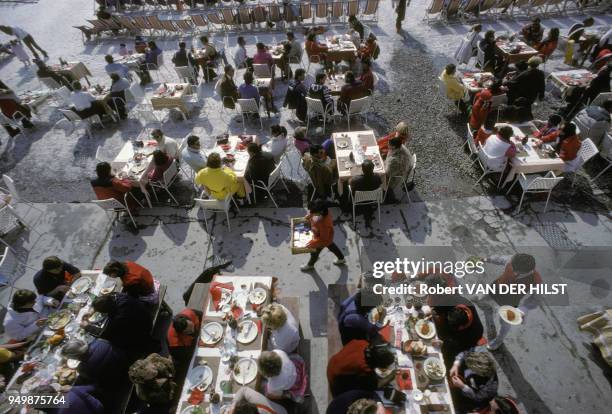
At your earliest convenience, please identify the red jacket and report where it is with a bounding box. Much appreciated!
[305,40,328,58]
[533,125,561,143]
[538,39,557,60]
[307,212,334,249]
[122,261,154,296]
[167,308,200,348]
[469,90,492,130]
[360,70,374,92]
[92,177,139,210]
[327,340,371,388]
[377,131,408,158]
[475,127,493,146]
[558,135,581,162]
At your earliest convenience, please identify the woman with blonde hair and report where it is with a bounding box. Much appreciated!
[377,121,410,158]
[261,303,300,353]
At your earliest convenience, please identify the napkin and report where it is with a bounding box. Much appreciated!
[396,369,413,390]
[210,281,234,310]
[379,325,392,342]
[187,388,204,405]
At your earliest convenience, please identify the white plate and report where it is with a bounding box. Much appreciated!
[375,363,395,378]
[100,279,116,295]
[201,322,224,345]
[232,358,258,385]
[236,320,258,344]
[181,405,205,414]
[415,319,436,340]
[248,288,267,305]
[367,308,389,327]
[88,312,104,324]
[423,356,446,381]
[187,365,213,391]
[499,305,523,325]
[70,278,92,294]
[337,141,349,149]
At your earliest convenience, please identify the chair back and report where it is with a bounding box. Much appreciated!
[591,92,612,107]
[478,143,507,172]
[2,175,19,199]
[59,109,81,122]
[222,9,236,25]
[238,7,252,24]
[462,0,481,12]
[306,96,325,114]
[300,3,312,20]
[479,0,497,10]
[316,2,329,18]
[363,0,379,15]
[530,0,547,6]
[147,15,164,31]
[348,96,371,115]
[163,160,180,186]
[437,79,448,99]
[253,6,267,23]
[269,4,282,21]
[191,14,208,27]
[161,21,177,32]
[237,98,260,113]
[526,172,563,191]
[207,12,223,25]
[55,86,72,105]
[92,198,126,211]
[476,44,486,68]
[252,63,271,79]
[175,66,196,83]
[267,163,283,188]
[175,20,193,32]
[407,153,417,183]
[332,2,343,18]
[40,77,61,90]
[466,123,478,155]
[577,138,598,165]
[495,0,514,7]
[195,195,231,212]
[353,186,383,204]
[135,105,161,125]
[446,0,461,14]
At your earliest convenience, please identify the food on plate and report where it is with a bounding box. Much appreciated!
[70,277,92,294]
[420,322,431,336]
[55,367,77,385]
[506,309,516,321]
[369,306,386,325]
[248,288,267,305]
[100,279,117,295]
[47,333,64,346]
[403,340,427,356]
[423,357,445,380]
[47,310,72,330]
[88,312,104,324]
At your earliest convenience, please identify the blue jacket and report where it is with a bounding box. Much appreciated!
[337,292,380,345]
[80,338,129,389]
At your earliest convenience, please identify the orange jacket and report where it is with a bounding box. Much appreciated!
[469,90,492,130]
[377,131,408,158]
[475,127,493,146]
[122,261,154,296]
[305,40,328,57]
[167,308,200,348]
[558,135,581,161]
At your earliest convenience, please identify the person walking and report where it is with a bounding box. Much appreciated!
[0,26,48,59]
[396,0,408,33]
[300,200,346,272]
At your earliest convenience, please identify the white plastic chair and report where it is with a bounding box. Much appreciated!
[54,86,72,107]
[386,153,417,203]
[175,66,197,84]
[39,77,62,90]
[464,124,479,158]
[473,143,508,188]
[344,96,371,130]
[590,92,612,107]
[92,194,142,229]
[195,193,239,231]
[237,98,263,130]
[349,185,383,227]
[251,163,289,208]
[305,97,333,133]
[0,113,26,137]
[568,138,598,187]
[58,109,99,139]
[252,63,272,79]
[2,175,43,213]
[592,133,612,181]
[506,171,564,213]
[149,160,180,205]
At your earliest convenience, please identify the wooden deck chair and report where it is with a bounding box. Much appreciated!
[461,0,481,16]
[238,7,253,25]
[285,3,299,22]
[147,15,165,33]
[175,19,193,32]
[331,2,344,21]
[252,5,267,24]
[221,9,236,27]
[117,16,140,32]
[84,20,108,36]
[161,20,178,33]
[347,0,359,17]
[511,0,531,17]
[529,0,548,15]
[544,0,565,14]
[423,0,445,23]
[493,0,515,17]
[479,0,498,14]
[300,3,313,23]
[268,4,283,23]
[191,14,208,31]
[207,12,224,31]
[132,16,150,32]
[444,0,462,20]
[315,2,329,21]
[362,0,379,21]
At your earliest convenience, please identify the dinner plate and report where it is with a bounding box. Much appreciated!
[201,321,224,345]
[415,319,436,340]
[236,320,258,344]
[70,278,92,294]
[88,312,105,324]
[186,365,213,391]
[499,305,523,325]
[100,279,117,295]
[423,356,446,381]
[337,141,349,149]
[367,307,389,327]
[374,363,396,378]
[248,287,267,305]
[181,406,205,414]
[20,374,45,395]
[232,358,258,385]
[47,310,72,330]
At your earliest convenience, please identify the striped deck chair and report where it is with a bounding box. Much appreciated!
[144,0,158,9]
[191,14,208,31]
[161,20,178,33]
[300,3,313,24]
[238,7,253,25]
[285,3,299,22]
[268,4,283,23]
[175,19,193,32]
[529,0,548,15]
[423,0,445,23]
[315,2,329,21]
[331,2,344,21]
[493,0,515,17]
[461,0,481,16]
[132,16,151,33]
[117,16,140,33]
[347,0,359,17]
[362,0,379,21]
[147,15,165,32]
[86,19,114,34]
[207,12,224,31]
[511,0,531,17]
[544,0,565,14]
[479,0,498,14]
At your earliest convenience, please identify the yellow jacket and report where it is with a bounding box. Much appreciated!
[195,166,246,200]
[439,70,466,101]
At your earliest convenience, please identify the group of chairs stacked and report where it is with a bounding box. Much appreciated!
[424,0,608,23]
[79,0,379,40]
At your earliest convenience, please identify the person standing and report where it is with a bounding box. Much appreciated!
[455,24,482,65]
[395,0,407,34]
[300,200,345,271]
[0,26,48,59]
